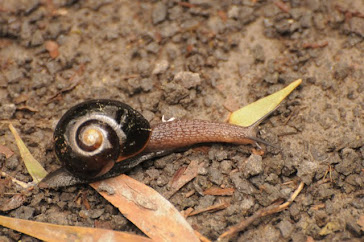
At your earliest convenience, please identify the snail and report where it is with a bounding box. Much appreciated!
[40,99,276,188]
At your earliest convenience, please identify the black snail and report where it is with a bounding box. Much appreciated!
[40,99,277,188]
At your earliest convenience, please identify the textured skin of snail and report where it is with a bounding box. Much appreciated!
[40,99,273,188]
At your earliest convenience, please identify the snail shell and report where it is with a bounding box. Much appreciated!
[54,99,151,179]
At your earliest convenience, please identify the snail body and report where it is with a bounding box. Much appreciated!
[41,99,274,188]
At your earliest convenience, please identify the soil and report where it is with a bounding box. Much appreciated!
[0,0,363,241]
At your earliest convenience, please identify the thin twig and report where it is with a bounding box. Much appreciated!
[194,230,212,242]
[218,182,304,241]
[1,172,32,189]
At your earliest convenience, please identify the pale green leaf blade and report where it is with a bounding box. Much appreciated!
[9,124,48,183]
[229,79,302,127]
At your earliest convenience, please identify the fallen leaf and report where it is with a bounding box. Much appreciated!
[16,105,39,112]
[203,187,235,196]
[0,171,30,188]
[194,230,212,242]
[217,10,227,22]
[357,215,364,230]
[9,124,48,183]
[218,182,304,240]
[13,93,29,104]
[306,236,315,242]
[91,175,199,242]
[185,190,195,198]
[223,97,240,113]
[229,79,302,127]
[0,177,11,196]
[189,202,229,216]
[0,215,151,242]
[311,203,325,210]
[94,220,112,230]
[165,160,202,199]
[274,0,290,13]
[0,144,14,158]
[319,221,341,236]
[181,207,194,218]
[170,166,187,186]
[45,40,60,58]
[0,194,26,211]
[252,148,264,156]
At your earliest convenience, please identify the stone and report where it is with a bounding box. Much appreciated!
[0,104,16,119]
[152,2,167,25]
[277,220,294,238]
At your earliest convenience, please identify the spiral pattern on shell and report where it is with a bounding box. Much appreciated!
[54,100,151,179]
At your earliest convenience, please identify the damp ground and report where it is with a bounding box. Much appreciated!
[0,1,363,241]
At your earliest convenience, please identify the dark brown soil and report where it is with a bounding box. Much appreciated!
[0,0,363,241]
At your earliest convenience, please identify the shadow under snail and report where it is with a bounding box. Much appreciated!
[40,99,277,188]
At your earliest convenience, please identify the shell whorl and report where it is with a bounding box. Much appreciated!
[68,114,126,157]
[54,100,151,179]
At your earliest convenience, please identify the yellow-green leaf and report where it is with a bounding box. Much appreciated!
[0,215,152,242]
[9,124,48,183]
[229,79,302,127]
[319,221,341,236]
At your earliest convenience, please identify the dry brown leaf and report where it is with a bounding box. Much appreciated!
[170,166,187,186]
[311,203,325,210]
[0,144,14,158]
[194,230,212,242]
[94,220,112,230]
[13,93,29,104]
[185,190,195,198]
[203,187,235,196]
[189,202,229,216]
[357,215,364,230]
[16,105,39,112]
[0,178,11,196]
[0,171,30,188]
[0,214,151,242]
[91,175,199,242]
[252,148,264,156]
[181,207,194,218]
[165,160,202,198]
[0,194,26,212]
[223,97,240,113]
[45,40,60,58]
[306,236,315,242]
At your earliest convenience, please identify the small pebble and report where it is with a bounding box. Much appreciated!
[90,208,105,219]
[0,104,16,119]
[98,183,115,195]
[152,2,167,25]
[173,71,201,89]
[277,220,294,238]
[3,68,23,83]
[5,156,19,170]
[30,30,44,46]
[240,154,263,178]
[209,167,223,185]
[152,60,169,75]
[220,160,232,174]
